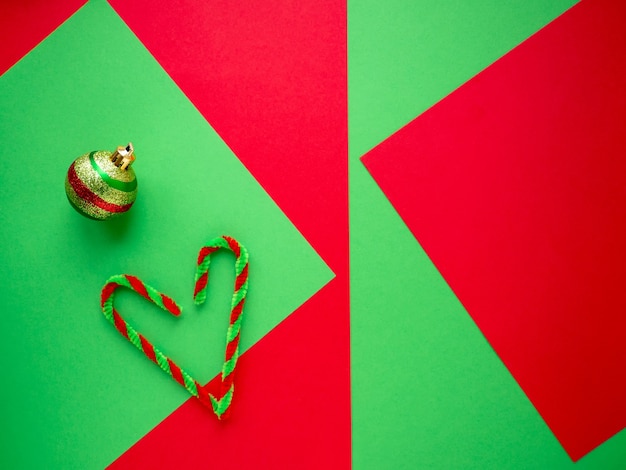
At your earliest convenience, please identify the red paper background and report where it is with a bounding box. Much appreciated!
[5,0,624,464]
[362,0,626,460]
[106,0,350,467]
[0,0,87,75]
[1,0,348,465]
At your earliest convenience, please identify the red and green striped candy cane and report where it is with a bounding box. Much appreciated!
[194,235,249,417]
[100,235,249,419]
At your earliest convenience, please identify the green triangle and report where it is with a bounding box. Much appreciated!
[350,0,624,468]
[0,1,332,468]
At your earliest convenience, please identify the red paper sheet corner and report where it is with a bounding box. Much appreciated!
[362,0,626,460]
[0,0,87,76]
[107,0,350,467]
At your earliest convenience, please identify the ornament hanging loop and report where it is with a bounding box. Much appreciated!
[110,142,135,170]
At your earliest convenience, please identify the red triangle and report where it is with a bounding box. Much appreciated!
[362,0,626,460]
[110,0,347,273]
[0,0,87,76]
[109,280,349,468]
[107,0,349,467]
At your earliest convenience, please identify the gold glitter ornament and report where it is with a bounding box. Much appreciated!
[65,143,138,220]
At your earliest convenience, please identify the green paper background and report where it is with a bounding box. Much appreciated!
[0,2,332,468]
[349,0,626,468]
[2,0,625,467]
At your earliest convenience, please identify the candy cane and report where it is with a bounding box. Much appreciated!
[100,235,249,420]
[194,235,249,419]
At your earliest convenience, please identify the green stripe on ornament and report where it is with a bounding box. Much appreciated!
[89,151,137,192]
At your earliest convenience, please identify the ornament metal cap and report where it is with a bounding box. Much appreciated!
[110,142,136,170]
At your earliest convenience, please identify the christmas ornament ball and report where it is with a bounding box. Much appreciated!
[65,144,138,220]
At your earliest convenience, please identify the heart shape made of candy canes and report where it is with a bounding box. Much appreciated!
[100,235,249,420]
